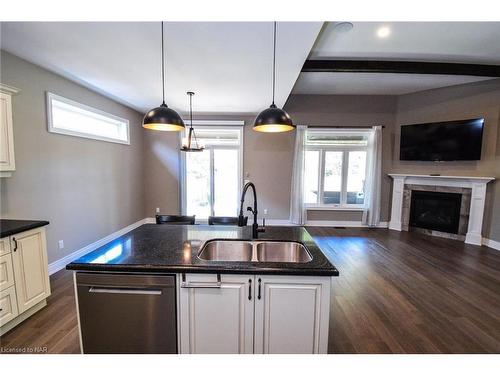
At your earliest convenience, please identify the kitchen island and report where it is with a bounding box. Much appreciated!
[67,224,339,354]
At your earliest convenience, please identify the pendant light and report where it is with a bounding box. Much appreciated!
[143,22,185,131]
[180,92,204,152]
[253,22,295,133]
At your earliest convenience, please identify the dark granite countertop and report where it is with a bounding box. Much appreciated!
[0,219,50,238]
[66,224,339,276]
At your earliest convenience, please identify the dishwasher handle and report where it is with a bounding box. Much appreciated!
[89,287,162,295]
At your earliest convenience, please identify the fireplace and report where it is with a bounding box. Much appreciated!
[389,174,494,244]
[409,190,462,234]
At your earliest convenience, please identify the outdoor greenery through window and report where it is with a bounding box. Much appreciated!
[181,126,243,219]
[304,130,369,208]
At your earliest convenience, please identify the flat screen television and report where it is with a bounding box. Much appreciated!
[399,118,484,161]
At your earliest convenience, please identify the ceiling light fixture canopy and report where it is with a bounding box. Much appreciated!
[143,22,184,131]
[180,92,204,152]
[253,22,295,133]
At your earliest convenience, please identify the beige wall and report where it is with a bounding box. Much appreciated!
[285,94,398,222]
[0,51,145,263]
[143,114,296,220]
[144,95,398,223]
[2,50,499,268]
[392,79,500,241]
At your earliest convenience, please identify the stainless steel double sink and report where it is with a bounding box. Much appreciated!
[198,239,312,263]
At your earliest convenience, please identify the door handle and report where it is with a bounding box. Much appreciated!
[180,273,222,288]
[258,278,262,300]
[180,282,221,289]
[248,279,252,300]
[12,237,18,252]
[88,287,162,295]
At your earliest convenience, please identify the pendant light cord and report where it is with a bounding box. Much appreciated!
[272,21,276,105]
[161,22,166,105]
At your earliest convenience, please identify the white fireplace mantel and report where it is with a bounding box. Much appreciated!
[388,174,495,245]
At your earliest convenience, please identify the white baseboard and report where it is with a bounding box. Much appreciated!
[482,237,500,251]
[145,217,296,226]
[265,219,296,226]
[149,217,388,228]
[48,218,149,275]
[305,220,389,228]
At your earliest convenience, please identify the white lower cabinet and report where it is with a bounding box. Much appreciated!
[0,227,51,334]
[178,273,331,354]
[254,275,331,354]
[178,274,254,354]
[11,228,51,313]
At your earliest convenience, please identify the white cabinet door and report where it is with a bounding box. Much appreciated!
[11,228,51,313]
[254,275,331,354]
[0,285,19,326]
[0,91,16,172]
[178,273,254,354]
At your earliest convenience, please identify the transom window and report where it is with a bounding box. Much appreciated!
[46,92,130,144]
[304,130,369,208]
[181,125,243,219]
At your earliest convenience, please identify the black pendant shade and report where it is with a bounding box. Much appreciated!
[253,22,295,133]
[143,102,185,131]
[253,104,294,133]
[143,22,184,132]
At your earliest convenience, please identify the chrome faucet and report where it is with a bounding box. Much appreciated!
[238,182,265,239]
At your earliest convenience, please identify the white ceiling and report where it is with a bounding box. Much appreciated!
[293,22,500,96]
[0,22,322,114]
[310,22,500,64]
[2,22,499,106]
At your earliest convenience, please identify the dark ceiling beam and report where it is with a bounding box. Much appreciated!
[301,60,500,77]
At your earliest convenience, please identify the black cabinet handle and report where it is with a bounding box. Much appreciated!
[258,278,262,300]
[12,237,18,252]
[248,279,252,300]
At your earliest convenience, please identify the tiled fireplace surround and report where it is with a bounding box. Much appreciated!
[389,174,495,245]
[401,184,471,241]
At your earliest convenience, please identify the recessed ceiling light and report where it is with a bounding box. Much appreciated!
[376,26,391,38]
[333,22,354,33]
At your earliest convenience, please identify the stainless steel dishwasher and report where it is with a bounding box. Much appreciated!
[76,272,177,354]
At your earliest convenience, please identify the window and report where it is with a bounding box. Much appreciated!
[47,92,130,144]
[181,124,243,219]
[304,130,370,209]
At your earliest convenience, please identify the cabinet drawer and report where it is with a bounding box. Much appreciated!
[0,253,15,291]
[0,237,10,256]
[0,285,19,327]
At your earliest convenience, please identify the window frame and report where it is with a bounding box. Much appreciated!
[179,123,244,219]
[304,129,371,210]
[46,92,130,145]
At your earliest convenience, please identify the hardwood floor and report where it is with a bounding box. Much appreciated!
[0,268,80,354]
[1,227,499,354]
[308,227,500,353]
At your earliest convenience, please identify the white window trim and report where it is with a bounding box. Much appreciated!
[46,92,130,145]
[179,125,244,217]
[305,128,371,211]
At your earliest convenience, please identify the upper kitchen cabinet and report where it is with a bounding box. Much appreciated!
[0,83,19,177]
